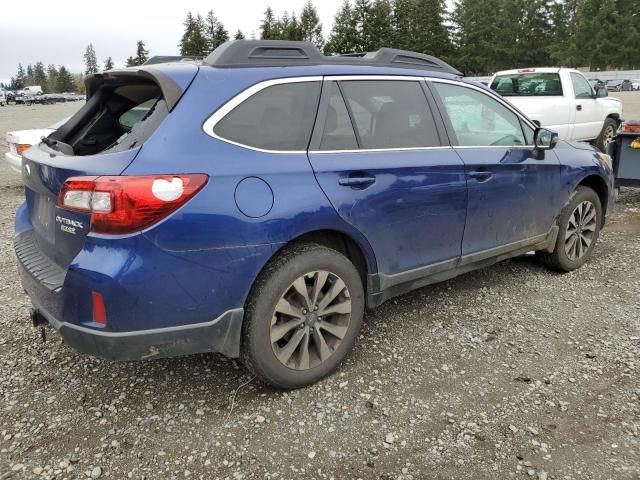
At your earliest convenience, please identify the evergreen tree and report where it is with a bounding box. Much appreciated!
[213,24,230,49]
[32,62,48,92]
[393,0,414,50]
[367,0,394,50]
[609,0,640,68]
[26,64,34,79]
[180,12,208,56]
[55,66,75,92]
[234,30,245,40]
[558,0,640,69]
[517,0,554,67]
[300,1,323,47]
[73,73,86,94]
[452,0,505,74]
[103,56,114,71]
[134,40,149,65]
[324,1,358,54]
[410,0,452,58]
[352,0,374,52]
[204,10,229,52]
[46,65,58,92]
[83,43,99,75]
[15,64,26,89]
[549,0,580,65]
[260,7,281,39]
[277,11,304,41]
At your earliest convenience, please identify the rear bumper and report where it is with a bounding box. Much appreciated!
[15,224,247,361]
[4,151,22,174]
[31,303,244,361]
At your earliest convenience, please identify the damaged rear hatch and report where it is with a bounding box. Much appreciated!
[17,63,198,276]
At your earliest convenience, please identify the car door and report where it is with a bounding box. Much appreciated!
[570,72,603,140]
[430,81,562,257]
[308,78,467,286]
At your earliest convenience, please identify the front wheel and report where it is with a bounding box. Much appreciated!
[241,243,364,389]
[536,186,602,272]
[595,118,618,152]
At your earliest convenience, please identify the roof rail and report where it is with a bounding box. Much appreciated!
[204,40,462,76]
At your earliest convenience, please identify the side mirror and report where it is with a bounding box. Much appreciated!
[596,87,608,97]
[534,127,559,151]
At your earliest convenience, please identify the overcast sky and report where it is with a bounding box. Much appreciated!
[0,0,351,85]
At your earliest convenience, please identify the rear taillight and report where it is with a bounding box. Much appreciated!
[59,174,208,234]
[16,144,32,156]
[620,121,640,134]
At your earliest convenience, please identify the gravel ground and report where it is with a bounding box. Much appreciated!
[1,101,639,480]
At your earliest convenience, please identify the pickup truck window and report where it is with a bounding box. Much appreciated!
[570,73,593,98]
[433,83,527,147]
[491,73,563,97]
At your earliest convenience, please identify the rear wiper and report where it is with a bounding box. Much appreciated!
[41,137,74,156]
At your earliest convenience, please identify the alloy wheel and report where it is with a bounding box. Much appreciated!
[602,125,616,148]
[564,201,597,261]
[270,271,352,370]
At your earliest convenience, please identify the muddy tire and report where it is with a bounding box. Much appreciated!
[536,186,602,272]
[595,118,618,152]
[241,243,364,389]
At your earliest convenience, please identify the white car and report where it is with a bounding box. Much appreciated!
[489,67,623,151]
[631,79,640,91]
[21,86,43,96]
[4,117,69,175]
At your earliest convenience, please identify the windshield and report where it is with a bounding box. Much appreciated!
[490,73,562,97]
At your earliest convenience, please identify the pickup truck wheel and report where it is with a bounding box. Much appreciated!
[241,243,364,389]
[595,118,618,152]
[536,186,602,272]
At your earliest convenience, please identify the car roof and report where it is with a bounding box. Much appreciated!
[199,62,462,81]
[204,40,463,76]
[493,67,578,75]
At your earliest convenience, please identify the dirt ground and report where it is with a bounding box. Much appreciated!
[0,97,639,480]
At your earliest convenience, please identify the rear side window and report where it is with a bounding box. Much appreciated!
[491,73,563,97]
[319,83,358,151]
[339,80,440,149]
[214,81,321,151]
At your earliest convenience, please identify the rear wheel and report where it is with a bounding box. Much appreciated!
[536,186,602,272]
[241,243,364,389]
[595,117,617,152]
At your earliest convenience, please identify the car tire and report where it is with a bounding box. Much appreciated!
[536,186,602,272]
[241,243,364,389]
[595,117,618,152]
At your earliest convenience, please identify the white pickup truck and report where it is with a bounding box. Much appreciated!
[489,68,622,151]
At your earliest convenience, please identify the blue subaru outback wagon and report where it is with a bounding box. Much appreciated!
[16,41,614,388]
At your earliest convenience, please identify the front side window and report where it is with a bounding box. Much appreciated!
[213,81,321,151]
[433,83,527,147]
[570,73,593,98]
[490,73,563,97]
[338,80,440,149]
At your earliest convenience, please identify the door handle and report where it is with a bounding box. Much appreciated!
[338,173,376,188]
[468,170,493,181]
[576,104,582,111]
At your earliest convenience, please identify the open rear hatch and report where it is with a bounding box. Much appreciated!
[20,64,198,270]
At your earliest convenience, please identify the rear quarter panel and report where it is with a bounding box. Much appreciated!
[89,68,378,331]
